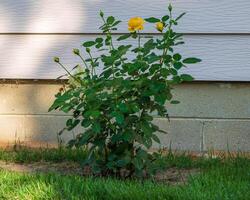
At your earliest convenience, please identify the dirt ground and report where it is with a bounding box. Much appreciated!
[0,161,199,185]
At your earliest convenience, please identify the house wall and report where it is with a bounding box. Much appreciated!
[0,82,249,152]
[0,1,250,151]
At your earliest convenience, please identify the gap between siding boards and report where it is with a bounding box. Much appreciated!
[1,79,250,85]
[1,33,250,36]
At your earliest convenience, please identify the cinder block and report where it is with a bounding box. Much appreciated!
[167,83,250,119]
[0,83,65,115]
[2,83,250,120]
[0,115,79,146]
[203,120,250,152]
[0,115,24,144]
[153,118,203,151]
[22,115,78,144]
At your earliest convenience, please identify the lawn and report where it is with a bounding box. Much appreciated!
[0,148,249,200]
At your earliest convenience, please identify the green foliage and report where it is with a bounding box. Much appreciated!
[183,57,202,64]
[50,5,201,178]
[144,17,160,23]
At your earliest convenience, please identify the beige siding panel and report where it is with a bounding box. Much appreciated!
[1,35,250,81]
[1,0,250,33]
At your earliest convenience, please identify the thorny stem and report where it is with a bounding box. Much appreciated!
[138,31,141,58]
[100,15,115,79]
[58,62,81,83]
[101,16,115,50]
[101,14,125,72]
[87,51,96,77]
[160,10,173,65]
[101,15,119,106]
[78,54,89,71]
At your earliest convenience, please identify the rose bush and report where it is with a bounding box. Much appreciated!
[50,4,201,178]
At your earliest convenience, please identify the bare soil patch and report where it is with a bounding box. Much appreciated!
[0,161,199,185]
[154,168,200,185]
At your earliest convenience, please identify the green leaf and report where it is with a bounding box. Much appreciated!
[144,17,160,23]
[58,128,66,136]
[172,76,182,84]
[66,119,80,131]
[133,157,144,170]
[95,43,103,49]
[162,15,170,22]
[175,41,185,46]
[84,110,101,118]
[176,12,186,21]
[116,159,128,167]
[173,53,182,61]
[155,94,167,105]
[112,112,124,124]
[149,64,161,73]
[117,34,131,41]
[152,134,161,144]
[130,104,140,113]
[95,38,103,43]
[107,16,115,24]
[180,74,194,81]
[61,104,73,113]
[112,20,122,26]
[66,119,72,127]
[142,114,153,121]
[144,138,153,148]
[118,103,129,113]
[122,132,133,142]
[163,55,172,64]
[170,68,178,75]
[101,68,113,78]
[92,122,101,133]
[107,161,115,170]
[183,57,201,64]
[81,119,91,128]
[82,41,96,47]
[147,53,160,64]
[173,62,183,69]
[170,100,180,104]
[48,101,60,112]
[160,68,169,77]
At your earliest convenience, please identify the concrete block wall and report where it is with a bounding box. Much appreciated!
[154,83,250,152]
[0,81,249,152]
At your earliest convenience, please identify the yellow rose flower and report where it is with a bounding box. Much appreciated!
[156,22,164,32]
[128,17,144,32]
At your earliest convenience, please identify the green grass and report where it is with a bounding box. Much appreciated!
[0,146,242,170]
[0,147,88,163]
[0,157,249,200]
[0,147,249,199]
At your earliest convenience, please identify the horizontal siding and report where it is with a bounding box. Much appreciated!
[1,35,250,81]
[1,0,250,81]
[0,0,250,33]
